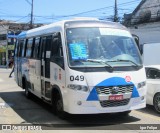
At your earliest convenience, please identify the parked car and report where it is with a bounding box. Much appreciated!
[145,65,160,114]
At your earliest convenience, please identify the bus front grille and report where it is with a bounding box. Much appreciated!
[100,99,130,107]
[96,85,134,95]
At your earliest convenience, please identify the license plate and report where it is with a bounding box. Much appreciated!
[109,95,123,101]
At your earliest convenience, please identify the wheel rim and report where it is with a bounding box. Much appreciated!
[56,98,63,112]
[154,94,160,113]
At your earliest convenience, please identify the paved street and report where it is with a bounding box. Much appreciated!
[0,68,160,133]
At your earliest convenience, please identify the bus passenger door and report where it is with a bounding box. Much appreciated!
[17,40,24,87]
[40,37,45,98]
[40,36,52,99]
[50,33,65,98]
[32,37,41,97]
[14,41,19,84]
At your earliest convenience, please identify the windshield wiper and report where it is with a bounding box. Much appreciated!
[87,59,114,70]
[107,59,139,67]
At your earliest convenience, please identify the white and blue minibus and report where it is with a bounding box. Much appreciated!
[14,18,146,118]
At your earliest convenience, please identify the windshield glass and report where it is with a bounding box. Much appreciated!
[66,27,142,67]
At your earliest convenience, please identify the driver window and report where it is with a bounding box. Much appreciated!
[51,32,64,69]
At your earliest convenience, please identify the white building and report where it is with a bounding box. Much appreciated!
[124,0,160,45]
[130,22,160,44]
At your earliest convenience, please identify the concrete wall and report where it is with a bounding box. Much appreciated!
[129,22,160,44]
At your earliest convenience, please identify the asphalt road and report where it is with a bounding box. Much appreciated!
[0,68,160,133]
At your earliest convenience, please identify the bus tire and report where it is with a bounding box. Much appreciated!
[119,110,131,116]
[24,80,31,99]
[22,77,26,90]
[52,90,67,119]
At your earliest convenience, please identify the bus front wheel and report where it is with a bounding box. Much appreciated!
[52,91,67,119]
[119,110,131,116]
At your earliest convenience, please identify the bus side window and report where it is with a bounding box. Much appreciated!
[39,37,46,59]
[21,39,27,57]
[51,33,64,69]
[20,40,24,57]
[17,40,24,57]
[26,38,33,58]
[45,35,52,59]
[14,40,19,57]
[31,38,35,58]
[33,37,40,59]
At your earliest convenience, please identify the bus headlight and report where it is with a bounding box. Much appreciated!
[137,81,146,89]
[68,84,89,92]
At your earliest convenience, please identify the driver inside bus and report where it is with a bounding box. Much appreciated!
[100,37,123,59]
[88,37,123,60]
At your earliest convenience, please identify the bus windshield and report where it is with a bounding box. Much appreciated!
[66,27,142,68]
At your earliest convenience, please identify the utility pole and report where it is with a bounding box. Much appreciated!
[30,0,33,29]
[114,0,119,22]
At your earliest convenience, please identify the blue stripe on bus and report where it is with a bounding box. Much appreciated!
[131,86,140,98]
[87,77,139,101]
[87,87,99,101]
[17,32,27,38]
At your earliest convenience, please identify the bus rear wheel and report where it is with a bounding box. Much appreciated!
[24,80,31,98]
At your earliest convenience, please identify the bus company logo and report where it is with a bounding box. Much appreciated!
[59,69,61,80]
[111,86,119,94]
[54,68,58,81]
[125,76,131,82]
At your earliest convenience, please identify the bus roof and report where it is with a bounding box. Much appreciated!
[18,18,128,39]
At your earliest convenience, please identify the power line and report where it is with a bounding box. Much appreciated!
[13,15,30,22]
[0,10,8,15]
[32,0,141,23]
[0,15,28,18]
[25,0,31,5]
[61,0,141,17]
[0,0,141,23]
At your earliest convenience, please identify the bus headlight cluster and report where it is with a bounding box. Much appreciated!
[68,84,89,92]
[137,81,146,89]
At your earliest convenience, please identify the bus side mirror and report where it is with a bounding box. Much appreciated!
[132,34,142,55]
[134,37,139,46]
